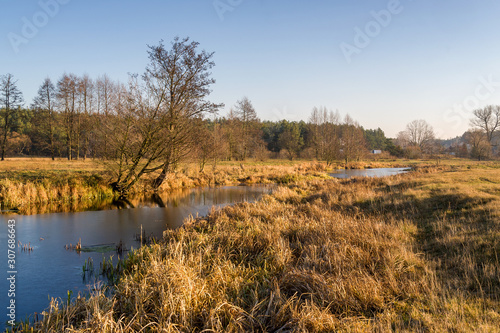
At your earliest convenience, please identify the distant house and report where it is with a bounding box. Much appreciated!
[371,150,382,154]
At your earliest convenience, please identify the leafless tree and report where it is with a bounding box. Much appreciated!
[108,37,222,195]
[96,74,116,156]
[56,73,79,160]
[193,119,228,172]
[404,119,435,153]
[77,74,95,160]
[32,78,57,160]
[231,97,259,160]
[340,114,365,165]
[470,105,500,145]
[308,107,340,164]
[148,37,222,189]
[0,74,24,161]
[467,129,491,161]
[396,131,410,149]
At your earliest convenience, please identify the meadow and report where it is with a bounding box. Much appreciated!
[7,159,499,332]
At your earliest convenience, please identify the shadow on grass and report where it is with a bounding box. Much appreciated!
[354,188,500,302]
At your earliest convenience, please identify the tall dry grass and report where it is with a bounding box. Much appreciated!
[18,163,500,332]
[0,160,331,214]
[0,174,114,214]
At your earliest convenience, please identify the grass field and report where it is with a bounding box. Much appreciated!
[12,161,500,332]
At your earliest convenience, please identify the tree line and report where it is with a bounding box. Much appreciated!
[1,38,499,191]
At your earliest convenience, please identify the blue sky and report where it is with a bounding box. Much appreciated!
[2,0,500,138]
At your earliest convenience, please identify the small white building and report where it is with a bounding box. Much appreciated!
[371,150,382,154]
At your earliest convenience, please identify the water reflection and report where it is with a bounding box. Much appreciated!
[0,185,272,329]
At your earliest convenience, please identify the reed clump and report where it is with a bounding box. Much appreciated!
[0,173,114,214]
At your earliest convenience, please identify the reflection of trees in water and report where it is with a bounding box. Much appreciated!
[20,186,273,215]
[151,193,166,208]
[21,196,117,215]
[111,197,135,209]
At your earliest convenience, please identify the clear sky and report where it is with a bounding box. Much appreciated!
[2,0,500,138]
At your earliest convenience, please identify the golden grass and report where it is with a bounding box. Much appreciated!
[0,159,333,214]
[15,162,500,332]
[0,157,105,172]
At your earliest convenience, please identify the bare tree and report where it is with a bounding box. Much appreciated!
[96,74,116,156]
[0,74,24,161]
[77,74,95,160]
[396,131,410,149]
[470,105,500,145]
[308,107,340,164]
[467,129,491,161]
[404,119,435,153]
[148,38,222,189]
[32,78,57,160]
[56,73,79,160]
[232,97,259,160]
[108,37,222,195]
[340,114,365,165]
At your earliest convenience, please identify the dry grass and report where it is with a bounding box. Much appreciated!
[0,158,332,214]
[14,162,500,332]
[1,157,483,215]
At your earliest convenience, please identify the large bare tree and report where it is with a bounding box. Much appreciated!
[108,37,222,195]
[403,119,435,153]
[0,74,24,161]
[470,105,500,145]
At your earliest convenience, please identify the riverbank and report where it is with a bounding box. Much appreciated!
[18,163,500,332]
[0,157,415,215]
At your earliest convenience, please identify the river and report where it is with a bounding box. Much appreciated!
[0,185,272,329]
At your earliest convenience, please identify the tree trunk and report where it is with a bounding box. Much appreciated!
[1,114,9,161]
[83,136,88,161]
[67,131,72,160]
[1,131,7,161]
[152,162,170,190]
[50,127,55,161]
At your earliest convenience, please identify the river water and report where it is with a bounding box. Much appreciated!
[330,167,411,179]
[0,185,272,329]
